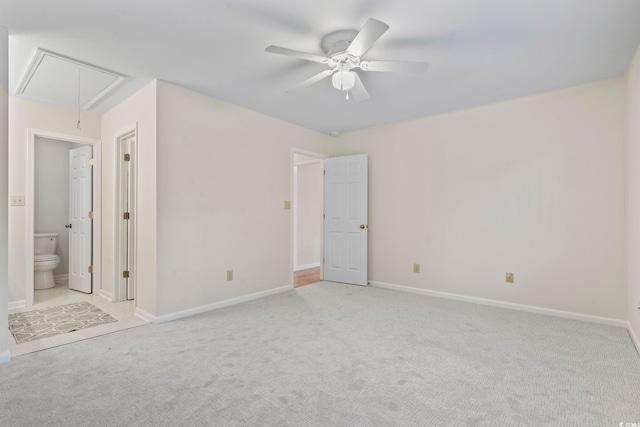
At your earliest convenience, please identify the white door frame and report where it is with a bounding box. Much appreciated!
[114,126,137,302]
[26,129,102,306]
[290,148,326,287]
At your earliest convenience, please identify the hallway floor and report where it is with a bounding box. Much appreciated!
[294,267,321,288]
[7,282,148,357]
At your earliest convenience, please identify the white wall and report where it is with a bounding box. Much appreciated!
[327,79,627,320]
[294,161,322,270]
[101,80,157,315]
[34,137,87,276]
[8,98,101,305]
[155,81,326,317]
[626,44,640,347]
[0,26,9,363]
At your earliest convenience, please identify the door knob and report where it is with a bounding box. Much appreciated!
[360,224,365,229]
[65,224,72,229]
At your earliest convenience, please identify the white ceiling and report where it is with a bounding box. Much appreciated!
[1,0,639,135]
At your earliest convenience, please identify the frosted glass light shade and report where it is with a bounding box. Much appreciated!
[332,71,356,91]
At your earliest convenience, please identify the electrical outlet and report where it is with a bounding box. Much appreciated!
[413,263,420,273]
[506,272,514,283]
[10,195,25,206]
[226,270,233,281]
[284,200,291,210]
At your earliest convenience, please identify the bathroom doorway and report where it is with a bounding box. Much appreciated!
[25,129,103,307]
[35,137,93,297]
[291,149,325,288]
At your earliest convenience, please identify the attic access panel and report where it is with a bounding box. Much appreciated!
[16,48,125,111]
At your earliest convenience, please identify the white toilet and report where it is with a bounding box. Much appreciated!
[34,233,61,290]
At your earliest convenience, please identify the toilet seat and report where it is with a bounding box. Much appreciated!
[35,254,60,262]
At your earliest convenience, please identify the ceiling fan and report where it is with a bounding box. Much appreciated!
[265,18,429,101]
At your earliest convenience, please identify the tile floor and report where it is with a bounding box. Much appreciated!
[8,282,149,357]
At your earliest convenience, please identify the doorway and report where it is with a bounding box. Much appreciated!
[26,129,102,307]
[115,128,136,302]
[34,137,92,298]
[291,149,325,288]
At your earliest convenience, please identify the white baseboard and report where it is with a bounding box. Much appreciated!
[369,281,628,328]
[54,274,68,285]
[628,322,640,355]
[8,300,26,310]
[153,285,291,324]
[0,351,10,365]
[98,289,114,302]
[134,307,156,323]
[294,263,321,272]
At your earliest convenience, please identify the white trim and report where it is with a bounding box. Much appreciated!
[134,307,155,323]
[294,159,323,166]
[369,281,628,328]
[115,126,138,303]
[54,274,68,285]
[98,289,114,302]
[0,351,10,365]
[8,300,26,310]
[26,129,102,306]
[153,286,291,324]
[628,322,640,355]
[294,263,321,272]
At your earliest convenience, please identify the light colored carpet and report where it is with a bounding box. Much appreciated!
[1,282,639,426]
[8,301,117,344]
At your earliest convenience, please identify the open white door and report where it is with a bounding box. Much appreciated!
[323,154,368,286]
[69,145,93,293]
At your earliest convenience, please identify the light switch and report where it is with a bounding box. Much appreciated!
[10,195,25,206]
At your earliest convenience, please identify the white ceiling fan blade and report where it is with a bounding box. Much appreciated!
[346,18,389,57]
[361,60,429,73]
[265,45,327,63]
[350,73,370,102]
[286,70,334,92]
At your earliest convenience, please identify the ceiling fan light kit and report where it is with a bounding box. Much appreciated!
[265,18,429,102]
[332,71,356,91]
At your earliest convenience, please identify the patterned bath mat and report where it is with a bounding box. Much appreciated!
[9,301,117,344]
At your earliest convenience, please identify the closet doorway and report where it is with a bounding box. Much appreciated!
[291,149,325,288]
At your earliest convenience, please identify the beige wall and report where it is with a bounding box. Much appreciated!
[327,79,627,319]
[0,26,8,363]
[155,81,326,317]
[8,97,100,305]
[626,45,640,346]
[101,81,157,316]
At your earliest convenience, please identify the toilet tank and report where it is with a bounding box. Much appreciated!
[34,233,58,255]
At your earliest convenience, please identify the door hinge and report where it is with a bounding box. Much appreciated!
[323,213,325,219]
[124,153,131,162]
[88,211,94,219]
[323,258,325,263]
[123,212,130,220]
[88,158,94,166]
[123,270,130,278]
[88,265,93,273]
